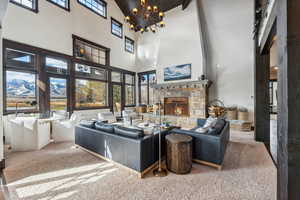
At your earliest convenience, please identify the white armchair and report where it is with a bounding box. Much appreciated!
[98,112,117,123]
[52,114,80,142]
[10,117,51,151]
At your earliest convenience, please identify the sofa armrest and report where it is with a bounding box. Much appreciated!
[197,119,207,127]
[170,128,225,165]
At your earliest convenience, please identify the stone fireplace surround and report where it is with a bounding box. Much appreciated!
[142,80,211,129]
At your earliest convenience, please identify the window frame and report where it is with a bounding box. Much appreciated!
[3,45,39,114]
[72,35,110,67]
[46,0,70,11]
[74,76,109,110]
[138,70,156,105]
[111,18,123,39]
[10,0,38,13]
[3,39,136,115]
[77,0,107,19]
[125,36,134,54]
[124,73,136,107]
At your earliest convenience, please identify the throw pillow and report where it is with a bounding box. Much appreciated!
[203,117,218,128]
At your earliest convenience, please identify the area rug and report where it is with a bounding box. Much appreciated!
[3,131,276,200]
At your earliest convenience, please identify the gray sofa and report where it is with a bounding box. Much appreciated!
[75,121,169,178]
[170,118,230,169]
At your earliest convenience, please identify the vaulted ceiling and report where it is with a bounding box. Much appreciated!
[114,0,192,29]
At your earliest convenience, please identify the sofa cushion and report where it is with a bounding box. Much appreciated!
[208,119,226,135]
[114,126,144,139]
[95,122,115,133]
[79,120,96,129]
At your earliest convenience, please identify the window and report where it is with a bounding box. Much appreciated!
[138,71,156,105]
[5,71,38,112]
[10,0,38,12]
[125,37,134,54]
[111,18,123,38]
[45,56,68,75]
[75,79,108,108]
[6,48,36,69]
[78,0,107,18]
[125,74,135,106]
[74,37,108,65]
[47,0,69,10]
[4,47,38,113]
[111,71,122,83]
[50,77,67,111]
[75,63,107,80]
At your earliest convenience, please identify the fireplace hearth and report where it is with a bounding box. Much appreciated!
[164,97,189,117]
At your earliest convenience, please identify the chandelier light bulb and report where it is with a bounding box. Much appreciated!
[140,28,145,33]
[141,0,146,7]
[159,21,165,28]
[147,5,152,12]
[132,8,138,15]
[153,5,158,12]
[125,16,130,23]
[130,24,135,30]
[159,12,164,20]
[151,26,156,33]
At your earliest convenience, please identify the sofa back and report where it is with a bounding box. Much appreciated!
[75,125,158,172]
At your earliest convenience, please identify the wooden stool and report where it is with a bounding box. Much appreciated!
[166,134,193,174]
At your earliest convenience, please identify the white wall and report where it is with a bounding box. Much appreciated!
[136,0,204,83]
[200,0,254,120]
[3,0,138,71]
[136,0,254,120]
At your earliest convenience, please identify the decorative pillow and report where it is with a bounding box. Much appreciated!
[209,119,226,135]
[79,120,96,129]
[95,122,115,133]
[114,126,144,139]
[203,117,218,128]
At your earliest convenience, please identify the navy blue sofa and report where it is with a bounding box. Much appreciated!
[170,118,230,169]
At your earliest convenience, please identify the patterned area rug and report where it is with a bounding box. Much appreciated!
[3,131,276,200]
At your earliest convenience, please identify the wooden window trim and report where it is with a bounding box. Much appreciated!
[138,70,156,105]
[10,0,38,13]
[125,36,134,54]
[111,17,123,39]
[77,0,107,19]
[2,39,136,115]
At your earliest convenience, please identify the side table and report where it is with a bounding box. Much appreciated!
[166,133,193,174]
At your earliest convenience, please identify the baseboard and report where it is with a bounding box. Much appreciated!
[193,159,222,170]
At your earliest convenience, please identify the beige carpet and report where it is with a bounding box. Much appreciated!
[3,131,276,200]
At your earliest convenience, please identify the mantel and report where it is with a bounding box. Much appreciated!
[152,80,212,90]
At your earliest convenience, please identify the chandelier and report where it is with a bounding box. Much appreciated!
[124,0,165,33]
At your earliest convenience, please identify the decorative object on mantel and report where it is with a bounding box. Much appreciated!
[152,79,212,90]
[164,64,192,82]
[208,99,226,118]
[124,0,165,33]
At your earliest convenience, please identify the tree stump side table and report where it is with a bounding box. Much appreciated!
[166,134,193,174]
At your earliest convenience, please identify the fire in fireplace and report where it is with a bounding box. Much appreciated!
[164,97,189,117]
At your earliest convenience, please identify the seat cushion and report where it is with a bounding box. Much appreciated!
[208,119,226,135]
[114,126,144,139]
[79,120,96,129]
[95,122,115,133]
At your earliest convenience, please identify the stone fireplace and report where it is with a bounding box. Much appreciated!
[164,97,189,117]
[141,80,212,129]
